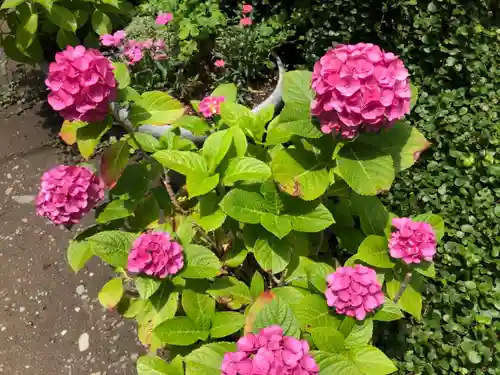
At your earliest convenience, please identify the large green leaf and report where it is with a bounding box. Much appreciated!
[33,0,53,11]
[311,327,345,352]
[1,0,24,9]
[220,102,254,130]
[211,83,237,103]
[356,235,395,268]
[191,193,226,232]
[98,278,123,309]
[87,231,137,268]
[135,277,162,300]
[305,261,335,293]
[312,352,364,375]
[111,164,151,200]
[352,346,398,375]
[272,148,329,201]
[287,203,334,232]
[219,188,267,224]
[344,318,373,349]
[350,194,390,236]
[67,241,93,272]
[172,116,210,136]
[291,294,341,332]
[136,356,181,375]
[222,157,271,185]
[266,103,322,144]
[210,312,245,338]
[56,28,79,49]
[112,62,131,89]
[386,277,422,320]
[76,117,112,159]
[253,233,292,274]
[16,13,38,50]
[250,272,265,298]
[179,244,221,279]
[132,133,161,153]
[96,199,135,223]
[182,289,215,332]
[187,174,219,198]
[153,150,208,177]
[337,144,395,196]
[253,297,301,338]
[91,9,111,35]
[154,317,206,346]
[373,299,404,322]
[282,70,313,104]
[260,181,284,215]
[202,129,233,173]
[49,5,78,32]
[207,276,253,309]
[129,91,185,126]
[101,139,130,187]
[260,213,292,239]
[184,342,236,375]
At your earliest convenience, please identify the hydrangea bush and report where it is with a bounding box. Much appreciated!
[42,42,445,375]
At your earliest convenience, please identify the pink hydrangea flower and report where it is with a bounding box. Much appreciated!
[239,17,252,26]
[156,12,173,25]
[389,218,437,264]
[99,30,126,47]
[242,4,253,14]
[127,231,184,278]
[221,325,319,375]
[215,59,225,68]
[199,96,225,118]
[311,42,411,138]
[45,46,117,122]
[36,165,104,225]
[325,265,384,320]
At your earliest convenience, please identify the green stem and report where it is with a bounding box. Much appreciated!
[394,272,412,303]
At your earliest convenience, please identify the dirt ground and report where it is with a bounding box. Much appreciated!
[0,67,144,374]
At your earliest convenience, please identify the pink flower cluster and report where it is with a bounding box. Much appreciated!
[45,46,117,122]
[215,59,226,68]
[311,43,411,138]
[389,218,437,264]
[325,265,384,320]
[123,39,167,65]
[156,12,173,25]
[239,3,253,26]
[36,165,104,225]
[100,30,126,47]
[221,325,319,375]
[199,96,225,118]
[127,231,184,278]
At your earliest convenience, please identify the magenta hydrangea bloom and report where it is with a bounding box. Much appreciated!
[156,12,173,25]
[221,325,319,375]
[325,265,384,320]
[36,165,105,225]
[389,218,437,264]
[45,45,117,123]
[199,96,225,118]
[127,231,184,278]
[311,42,411,138]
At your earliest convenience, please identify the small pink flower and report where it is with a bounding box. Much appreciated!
[128,231,184,278]
[36,165,105,225]
[242,4,253,14]
[198,96,225,118]
[389,218,437,264]
[100,30,126,47]
[221,325,319,375]
[156,12,173,25]
[153,39,165,50]
[123,41,144,65]
[153,53,168,61]
[214,59,225,68]
[239,17,252,26]
[325,265,384,320]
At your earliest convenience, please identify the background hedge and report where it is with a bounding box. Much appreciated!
[221,0,500,373]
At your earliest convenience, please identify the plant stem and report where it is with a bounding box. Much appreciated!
[162,174,188,214]
[394,272,412,303]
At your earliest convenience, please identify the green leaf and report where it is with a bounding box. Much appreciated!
[219,188,267,224]
[350,194,390,236]
[67,241,92,272]
[153,150,208,177]
[191,193,226,232]
[91,9,112,35]
[33,0,53,11]
[16,13,38,50]
[260,181,284,215]
[287,203,334,232]
[253,105,275,137]
[282,70,313,104]
[250,272,265,298]
[222,240,248,268]
[154,316,205,346]
[386,277,422,320]
[76,117,112,159]
[207,276,253,309]
[179,244,221,279]
[132,133,161,153]
[101,139,131,187]
[129,92,185,126]
[337,144,395,196]
[56,28,79,49]
[311,327,345,352]
[414,262,436,278]
[219,102,256,137]
[260,213,292,239]
[211,83,237,103]
[96,199,135,223]
[374,299,404,322]
[184,342,236,375]
[49,5,78,32]
[136,356,181,375]
[272,148,329,201]
[210,312,245,338]
[229,126,248,157]
[312,352,363,375]
[291,294,341,332]
[136,277,162,300]
[356,235,395,268]
[222,157,271,185]
[352,346,398,375]
[98,278,123,309]
[182,289,215,332]
[272,286,310,305]
[172,116,210,136]
[87,231,137,268]
[118,86,142,102]
[305,261,335,293]
[345,318,373,348]
[111,164,151,200]
[202,130,233,173]
[468,351,482,364]
[253,233,292,274]
[410,83,419,110]
[187,174,219,198]
[176,217,195,245]
[112,62,130,89]
[1,0,24,9]
[253,297,301,337]
[412,213,445,241]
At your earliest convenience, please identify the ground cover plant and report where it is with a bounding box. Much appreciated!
[35,34,447,374]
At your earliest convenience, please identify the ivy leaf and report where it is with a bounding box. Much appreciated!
[202,129,233,173]
[260,213,292,239]
[344,318,373,349]
[352,346,398,375]
[287,203,335,232]
[356,235,395,268]
[337,144,395,195]
[184,342,236,375]
[96,199,135,223]
[211,83,237,102]
[153,150,208,177]
[67,241,93,272]
[310,327,345,352]
[179,244,221,279]
[253,297,301,338]
[87,231,137,268]
[187,174,220,198]
[272,148,330,201]
[98,278,123,309]
[207,276,253,309]
[101,139,131,188]
[112,62,130,89]
[210,312,245,338]
[219,188,268,224]
[136,355,182,375]
[129,91,185,126]
[49,5,78,32]
[253,233,292,274]
[222,157,272,185]
[91,9,112,35]
[136,277,162,300]
[282,70,313,104]
[154,316,206,346]
[182,289,215,332]
[374,299,404,322]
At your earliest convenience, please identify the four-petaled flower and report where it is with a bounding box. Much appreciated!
[156,12,173,25]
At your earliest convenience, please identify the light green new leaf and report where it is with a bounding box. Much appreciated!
[352,346,398,375]
[112,62,130,89]
[374,299,404,322]
[272,148,329,201]
[253,297,301,338]
[219,188,268,224]
[356,235,395,268]
[311,327,345,352]
[184,342,236,375]
[182,289,215,331]
[414,262,436,279]
[210,312,245,338]
[282,70,313,104]
[223,157,271,185]
[260,213,292,239]
[187,174,219,198]
[136,277,162,300]
[16,13,38,50]
[96,199,135,223]
[287,203,334,232]
[253,233,292,274]
[410,83,419,110]
[202,129,233,173]
[229,126,248,157]
[345,318,373,348]
[211,83,237,103]
[67,240,93,272]
[136,355,181,375]
[253,105,275,136]
[337,144,395,195]
[91,10,112,35]
[154,316,206,346]
[49,5,78,32]
[179,244,221,279]
[153,150,208,177]
[87,231,137,268]
[129,91,185,126]
[272,286,310,306]
[207,276,253,309]
[1,0,24,9]
[98,278,123,309]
